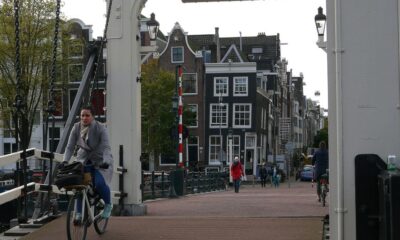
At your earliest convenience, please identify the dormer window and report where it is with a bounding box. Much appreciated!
[252,47,263,54]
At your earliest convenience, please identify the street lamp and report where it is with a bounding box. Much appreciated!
[271,64,280,166]
[218,94,224,169]
[147,13,159,45]
[141,13,160,64]
[227,128,233,166]
[314,7,327,50]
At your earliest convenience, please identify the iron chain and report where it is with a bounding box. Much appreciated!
[88,0,113,112]
[47,0,62,115]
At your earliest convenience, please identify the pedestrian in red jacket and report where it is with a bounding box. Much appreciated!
[231,156,245,193]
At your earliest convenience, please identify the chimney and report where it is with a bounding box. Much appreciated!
[239,31,242,51]
[215,27,221,62]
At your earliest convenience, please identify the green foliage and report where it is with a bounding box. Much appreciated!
[141,60,176,156]
[0,0,67,148]
[313,119,329,148]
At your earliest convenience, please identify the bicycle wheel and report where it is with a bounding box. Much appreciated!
[66,193,88,240]
[93,200,108,234]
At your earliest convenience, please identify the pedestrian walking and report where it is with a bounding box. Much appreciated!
[230,156,245,193]
[272,165,280,188]
[259,162,268,187]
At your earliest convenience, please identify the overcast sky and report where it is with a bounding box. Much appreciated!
[63,0,328,108]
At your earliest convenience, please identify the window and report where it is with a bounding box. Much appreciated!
[3,114,15,138]
[188,136,199,166]
[226,135,240,162]
[46,65,63,83]
[233,77,248,96]
[214,77,228,96]
[252,47,263,54]
[68,64,83,82]
[69,41,84,58]
[50,89,63,117]
[209,135,222,165]
[159,153,176,165]
[48,127,60,152]
[246,136,256,148]
[3,142,17,155]
[185,104,198,128]
[182,73,197,94]
[91,89,105,116]
[210,103,228,128]
[233,104,251,128]
[202,50,211,63]
[33,110,41,125]
[69,89,77,110]
[171,46,184,63]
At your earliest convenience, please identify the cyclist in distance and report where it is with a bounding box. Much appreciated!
[61,105,114,220]
[312,141,329,202]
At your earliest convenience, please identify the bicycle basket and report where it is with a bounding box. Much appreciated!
[55,162,84,188]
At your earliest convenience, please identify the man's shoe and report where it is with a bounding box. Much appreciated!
[102,204,113,219]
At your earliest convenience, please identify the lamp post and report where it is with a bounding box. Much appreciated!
[228,128,233,182]
[315,7,327,51]
[272,64,280,166]
[147,13,159,45]
[218,94,224,170]
[141,13,159,64]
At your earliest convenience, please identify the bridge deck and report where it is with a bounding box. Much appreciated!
[21,181,328,240]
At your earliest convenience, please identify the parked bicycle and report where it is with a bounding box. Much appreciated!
[65,181,108,240]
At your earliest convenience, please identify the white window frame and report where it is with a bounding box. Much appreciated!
[233,103,252,128]
[90,88,106,117]
[182,73,198,95]
[252,47,263,54]
[68,88,78,111]
[187,104,198,128]
[48,126,61,152]
[209,135,222,165]
[226,135,240,163]
[51,89,63,119]
[187,136,199,165]
[68,41,84,59]
[171,46,184,63]
[210,103,228,128]
[68,64,84,83]
[213,77,229,97]
[233,76,248,96]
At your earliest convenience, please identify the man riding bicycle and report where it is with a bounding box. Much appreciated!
[60,105,114,220]
[312,141,329,202]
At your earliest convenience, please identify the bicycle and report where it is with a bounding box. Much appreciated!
[319,173,329,207]
[64,178,108,240]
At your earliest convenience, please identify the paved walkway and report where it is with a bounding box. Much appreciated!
[21,181,328,240]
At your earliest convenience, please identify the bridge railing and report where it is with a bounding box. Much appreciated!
[141,170,228,200]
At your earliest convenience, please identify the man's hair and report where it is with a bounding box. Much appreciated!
[319,141,326,149]
[81,105,94,115]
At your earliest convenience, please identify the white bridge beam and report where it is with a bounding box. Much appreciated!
[106,0,147,215]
